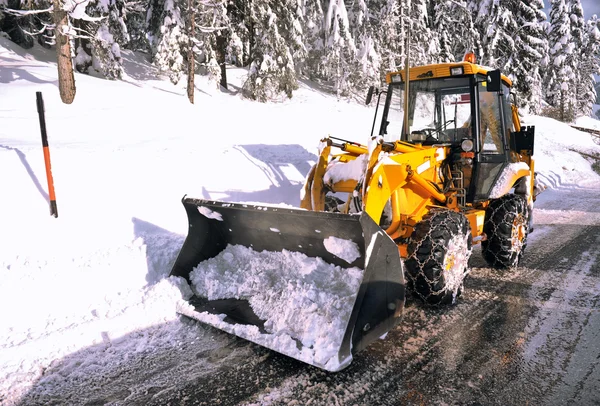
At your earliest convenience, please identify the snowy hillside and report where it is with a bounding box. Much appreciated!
[1,36,600,405]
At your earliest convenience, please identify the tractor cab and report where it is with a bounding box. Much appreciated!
[370,55,534,203]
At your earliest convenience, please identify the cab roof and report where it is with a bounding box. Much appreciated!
[386,61,512,87]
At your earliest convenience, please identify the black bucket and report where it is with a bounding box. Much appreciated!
[170,197,405,372]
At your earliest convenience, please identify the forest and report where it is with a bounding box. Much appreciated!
[1,0,599,119]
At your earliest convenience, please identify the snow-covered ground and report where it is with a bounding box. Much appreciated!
[2,36,600,405]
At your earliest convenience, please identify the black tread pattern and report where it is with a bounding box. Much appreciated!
[405,210,473,306]
[481,194,530,269]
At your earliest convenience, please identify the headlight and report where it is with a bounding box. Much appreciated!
[461,139,474,152]
[411,131,427,142]
[391,74,403,83]
[450,66,464,75]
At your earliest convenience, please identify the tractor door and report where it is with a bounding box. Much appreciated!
[469,79,510,202]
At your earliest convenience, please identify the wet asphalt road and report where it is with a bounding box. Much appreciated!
[147,185,600,406]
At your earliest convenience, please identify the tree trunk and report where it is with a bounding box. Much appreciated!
[560,90,565,122]
[53,0,76,104]
[186,0,195,104]
[215,32,227,89]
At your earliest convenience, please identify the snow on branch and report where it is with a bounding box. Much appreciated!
[22,23,56,37]
[0,6,53,16]
[63,0,105,21]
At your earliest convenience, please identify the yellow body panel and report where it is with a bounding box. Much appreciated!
[364,146,449,229]
[464,209,487,244]
[386,61,512,87]
[493,167,532,200]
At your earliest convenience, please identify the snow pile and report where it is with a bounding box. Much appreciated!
[188,244,365,370]
[576,115,600,132]
[323,155,366,185]
[527,116,600,188]
[198,206,224,220]
[323,235,361,264]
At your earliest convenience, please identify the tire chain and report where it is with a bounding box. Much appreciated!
[405,209,473,306]
[482,194,529,269]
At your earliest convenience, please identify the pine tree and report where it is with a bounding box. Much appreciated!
[577,15,600,116]
[242,0,298,101]
[147,0,188,84]
[408,0,436,64]
[546,0,572,118]
[124,0,150,52]
[347,0,381,89]
[374,0,400,77]
[472,0,519,70]
[433,0,454,63]
[323,0,356,98]
[434,0,481,63]
[90,0,129,79]
[567,0,585,116]
[301,0,325,80]
[511,0,547,114]
[189,0,228,88]
[279,0,306,73]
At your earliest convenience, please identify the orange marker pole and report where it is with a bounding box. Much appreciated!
[36,91,58,218]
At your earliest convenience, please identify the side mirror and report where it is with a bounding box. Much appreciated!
[366,86,378,105]
[486,69,501,92]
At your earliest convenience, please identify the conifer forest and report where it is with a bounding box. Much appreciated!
[1,0,599,118]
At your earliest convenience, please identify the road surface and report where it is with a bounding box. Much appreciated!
[15,184,600,406]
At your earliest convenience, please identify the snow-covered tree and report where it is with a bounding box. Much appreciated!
[347,0,380,90]
[322,0,356,98]
[72,0,129,79]
[374,0,400,76]
[510,0,548,114]
[279,0,306,72]
[577,15,600,116]
[242,1,298,101]
[471,0,519,70]
[434,0,481,63]
[300,0,324,79]
[546,0,572,114]
[408,0,436,64]
[565,0,585,114]
[124,0,150,52]
[147,0,188,84]
[188,0,228,87]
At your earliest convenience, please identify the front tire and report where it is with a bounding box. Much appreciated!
[405,210,473,305]
[481,194,529,269]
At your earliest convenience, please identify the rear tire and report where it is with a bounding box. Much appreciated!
[405,210,473,305]
[481,194,529,269]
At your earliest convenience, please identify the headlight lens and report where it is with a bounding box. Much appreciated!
[461,139,474,152]
[391,74,403,83]
[450,67,464,75]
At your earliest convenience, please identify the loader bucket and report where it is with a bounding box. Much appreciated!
[170,197,405,372]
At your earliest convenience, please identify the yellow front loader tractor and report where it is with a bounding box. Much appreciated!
[169,54,536,372]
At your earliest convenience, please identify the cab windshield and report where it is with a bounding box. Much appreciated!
[380,77,473,144]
